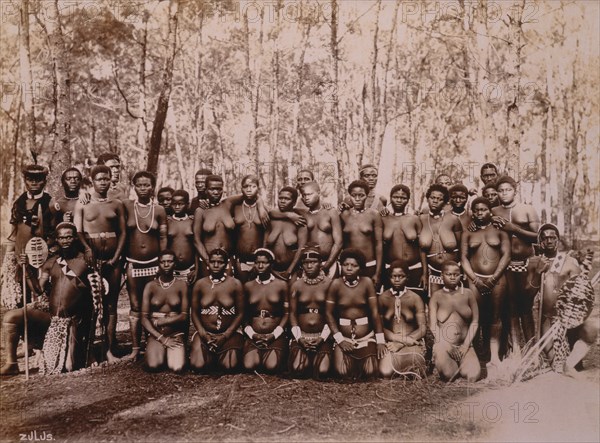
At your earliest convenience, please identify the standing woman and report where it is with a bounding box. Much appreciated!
[141,250,188,372]
[419,184,463,296]
[123,171,168,360]
[74,165,126,362]
[193,175,268,279]
[326,249,387,379]
[340,180,383,289]
[461,197,510,369]
[264,187,307,280]
[382,184,428,293]
[231,175,267,282]
[167,190,197,283]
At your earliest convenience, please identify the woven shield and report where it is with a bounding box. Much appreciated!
[25,237,48,269]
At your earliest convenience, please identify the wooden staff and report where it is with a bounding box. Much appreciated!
[22,264,29,380]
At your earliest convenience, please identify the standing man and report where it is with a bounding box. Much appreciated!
[449,184,471,231]
[39,222,95,374]
[480,163,499,187]
[526,225,598,376]
[2,165,53,310]
[97,153,129,201]
[50,167,83,225]
[294,169,315,210]
[492,175,539,350]
[189,168,213,215]
[358,164,387,211]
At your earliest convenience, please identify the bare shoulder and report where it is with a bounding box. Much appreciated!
[274,279,288,291]
[290,279,303,293]
[155,205,167,218]
[366,208,380,218]
[229,276,243,290]
[564,256,582,275]
[113,199,125,210]
[174,279,187,291]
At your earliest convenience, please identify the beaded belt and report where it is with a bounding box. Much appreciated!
[127,257,159,278]
[86,232,117,239]
[174,265,195,281]
[507,259,529,273]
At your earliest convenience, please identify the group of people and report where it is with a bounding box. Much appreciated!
[0,157,596,381]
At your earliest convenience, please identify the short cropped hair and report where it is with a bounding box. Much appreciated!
[172,189,190,203]
[426,184,449,202]
[347,179,370,195]
[339,248,366,269]
[205,175,223,187]
[97,153,120,165]
[390,184,410,200]
[208,248,229,263]
[157,186,174,195]
[297,169,315,180]
[90,165,111,179]
[470,196,492,211]
[494,175,517,190]
[449,184,469,195]
[195,168,212,176]
[388,260,409,275]
[132,171,157,187]
[441,260,460,272]
[480,163,498,175]
[279,186,298,203]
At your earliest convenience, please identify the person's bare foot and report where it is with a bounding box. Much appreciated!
[563,364,585,380]
[0,362,20,376]
[121,348,140,362]
[106,350,120,364]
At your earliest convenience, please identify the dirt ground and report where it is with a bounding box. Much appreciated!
[1,328,598,442]
[1,257,599,442]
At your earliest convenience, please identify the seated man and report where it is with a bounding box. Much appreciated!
[39,223,95,374]
[526,224,598,376]
[190,248,244,372]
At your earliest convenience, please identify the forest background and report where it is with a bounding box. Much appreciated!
[0,0,598,248]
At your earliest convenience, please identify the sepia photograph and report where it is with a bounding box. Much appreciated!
[0,0,598,441]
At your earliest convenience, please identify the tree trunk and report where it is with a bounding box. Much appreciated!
[268,0,283,203]
[330,0,344,201]
[19,0,36,162]
[45,0,72,197]
[137,7,149,153]
[505,0,525,186]
[147,0,179,175]
[291,12,312,169]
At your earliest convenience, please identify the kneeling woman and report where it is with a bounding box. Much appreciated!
[429,261,480,382]
[190,248,244,372]
[378,261,427,378]
[141,250,188,372]
[289,246,333,378]
[326,249,387,379]
[243,249,289,373]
